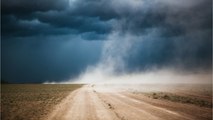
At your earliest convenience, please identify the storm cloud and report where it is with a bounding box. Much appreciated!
[1,0,212,83]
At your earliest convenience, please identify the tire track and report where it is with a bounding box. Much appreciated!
[97,92,161,120]
[113,93,193,120]
[47,85,210,120]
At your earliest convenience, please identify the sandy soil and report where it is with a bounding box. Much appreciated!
[46,85,212,120]
[1,84,82,120]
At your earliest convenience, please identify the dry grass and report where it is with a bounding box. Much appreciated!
[1,84,83,120]
[143,92,212,108]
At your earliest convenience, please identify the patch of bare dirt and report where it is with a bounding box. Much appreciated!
[47,84,212,120]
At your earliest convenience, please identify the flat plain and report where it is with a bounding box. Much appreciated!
[1,84,83,120]
[1,84,212,120]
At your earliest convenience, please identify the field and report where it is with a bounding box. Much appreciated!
[1,84,212,120]
[1,84,83,120]
[142,92,211,107]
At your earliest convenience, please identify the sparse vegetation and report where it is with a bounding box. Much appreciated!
[144,92,212,108]
[1,84,83,120]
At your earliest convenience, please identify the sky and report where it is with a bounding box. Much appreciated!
[1,0,212,83]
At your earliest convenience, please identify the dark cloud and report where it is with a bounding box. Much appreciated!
[125,31,212,72]
[1,0,212,83]
[2,0,69,15]
[2,37,103,83]
[2,0,211,38]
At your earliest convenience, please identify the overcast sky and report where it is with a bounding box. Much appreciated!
[1,0,212,83]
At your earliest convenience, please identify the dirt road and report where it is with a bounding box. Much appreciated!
[47,85,212,120]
